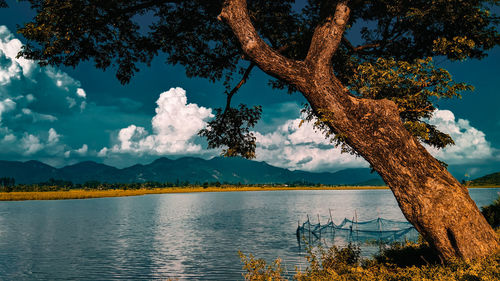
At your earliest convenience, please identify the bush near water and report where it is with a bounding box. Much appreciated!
[240,196,500,281]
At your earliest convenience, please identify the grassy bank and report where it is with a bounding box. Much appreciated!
[0,186,389,201]
[0,185,497,201]
[240,197,500,280]
[240,238,500,281]
[468,185,500,188]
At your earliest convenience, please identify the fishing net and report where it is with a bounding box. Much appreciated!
[297,217,419,247]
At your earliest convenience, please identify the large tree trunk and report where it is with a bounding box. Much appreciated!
[302,74,499,260]
[220,0,499,260]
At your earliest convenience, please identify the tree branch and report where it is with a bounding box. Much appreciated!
[118,0,176,15]
[342,37,380,53]
[219,0,307,87]
[224,62,255,115]
[305,1,351,73]
[222,44,289,116]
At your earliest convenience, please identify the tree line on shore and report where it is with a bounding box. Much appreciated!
[0,177,335,192]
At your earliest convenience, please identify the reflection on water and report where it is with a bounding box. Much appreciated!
[0,188,497,280]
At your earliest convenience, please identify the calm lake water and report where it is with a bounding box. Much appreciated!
[0,188,498,280]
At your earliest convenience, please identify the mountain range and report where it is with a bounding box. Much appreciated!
[0,157,385,185]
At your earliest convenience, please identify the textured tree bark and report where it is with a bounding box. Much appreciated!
[220,0,499,260]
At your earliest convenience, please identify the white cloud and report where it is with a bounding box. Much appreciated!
[21,133,43,155]
[0,98,16,122]
[102,87,213,156]
[0,26,89,162]
[0,26,87,121]
[3,133,15,141]
[426,109,494,163]
[0,26,34,83]
[48,128,60,143]
[75,144,88,155]
[98,147,108,157]
[76,88,86,98]
[80,101,87,111]
[66,97,77,108]
[253,108,496,172]
[20,108,57,122]
[254,118,368,172]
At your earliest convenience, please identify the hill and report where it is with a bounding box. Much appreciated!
[0,157,383,186]
[470,172,500,186]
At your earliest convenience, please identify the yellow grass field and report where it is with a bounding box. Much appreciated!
[0,186,388,201]
[0,185,496,201]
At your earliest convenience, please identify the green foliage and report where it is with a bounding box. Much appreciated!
[351,0,499,61]
[10,0,500,158]
[298,243,362,279]
[470,172,500,186]
[349,57,474,148]
[482,195,500,228]
[0,177,15,192]
[199,104,262,159]
[374,238,440,267]
[240,240,500,281]
[302,55,475,150]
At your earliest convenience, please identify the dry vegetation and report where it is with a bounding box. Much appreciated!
[0,185,495,201]
[0,186,390,201]
[240,231,500,281]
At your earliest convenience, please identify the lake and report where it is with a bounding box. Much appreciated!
[0,188,498,280]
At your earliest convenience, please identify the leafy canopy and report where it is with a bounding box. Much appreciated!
[9,0,500,157]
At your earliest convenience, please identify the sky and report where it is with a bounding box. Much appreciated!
[0,1,499,179]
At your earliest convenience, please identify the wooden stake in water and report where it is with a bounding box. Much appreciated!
[307,214,311,242]
[329,208,335,241]
[355,209,359,243]
[317,214,322,240]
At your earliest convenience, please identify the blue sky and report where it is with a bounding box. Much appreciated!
[0,1,499,179]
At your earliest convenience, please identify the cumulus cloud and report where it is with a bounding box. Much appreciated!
[0,26,89,162]
[0,26,87,120]
[254,118,368,172]
[254,108,496,172]
[426,109,495,163]
[48,128,60,144]
[75,144,88,155]
[0,98,15,122]
[20,133,43,155]
[101,87,214,156]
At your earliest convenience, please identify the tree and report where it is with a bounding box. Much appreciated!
[5,0,499,260]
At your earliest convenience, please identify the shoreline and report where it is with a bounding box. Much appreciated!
[0,185,498,201]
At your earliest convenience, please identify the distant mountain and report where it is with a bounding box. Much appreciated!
[0,157,383,185]
[470,172,500,186]
[0,160,60,183]
[58,161,120,183]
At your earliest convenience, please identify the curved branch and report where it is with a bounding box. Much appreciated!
[223,62,255,115]
[223,44,290,114]
[219,0,307,87]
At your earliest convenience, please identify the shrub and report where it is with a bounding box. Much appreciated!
[240,240,500,281]
[239,251,285,281]
[482,195,500,228]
